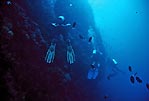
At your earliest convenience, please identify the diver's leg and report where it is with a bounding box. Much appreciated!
[47,53,52,63]
[63,35,75,64]
[45,38,56,63]
[107,68,118,80]
[45,49,49,61]
[45,47,52,63]
[67,44,75,64]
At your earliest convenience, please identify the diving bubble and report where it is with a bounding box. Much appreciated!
[69,4,72,7]
[6,1,12,5]
[92,49,97,54]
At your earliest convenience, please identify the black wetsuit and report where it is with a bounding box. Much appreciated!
[50,23,72,42]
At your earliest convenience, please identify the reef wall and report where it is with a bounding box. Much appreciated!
[0,0,106,101]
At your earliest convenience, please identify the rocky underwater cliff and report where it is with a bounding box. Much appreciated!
[0,0,106,101]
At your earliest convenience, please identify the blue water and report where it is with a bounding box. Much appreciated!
[88,0,149,100]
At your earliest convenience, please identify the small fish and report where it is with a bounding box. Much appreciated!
[72,22,76,28]
[136,76,142,83]
[146,83,149,90]
[104,95,109,99]
[88,37,92,42]
[91,64,95,69]
[128,66,132,72]
[130,75,135,84]
[107,75,110,80]
[79,34,84,39]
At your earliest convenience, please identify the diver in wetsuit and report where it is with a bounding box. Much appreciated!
[45,16,75,64]
[87,49,101,79]
[107,58,124,80]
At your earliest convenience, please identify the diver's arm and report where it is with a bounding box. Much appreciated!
[67,44,75,64]
[62,23,71,27]
[62,22,76,30]
[51,23,58,27]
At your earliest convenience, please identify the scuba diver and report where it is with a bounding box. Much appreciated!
[45,16,75,64]
[87,49,101,79]
[106,58,124,80]
[87,62,100,79]
[87,26,103,80]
